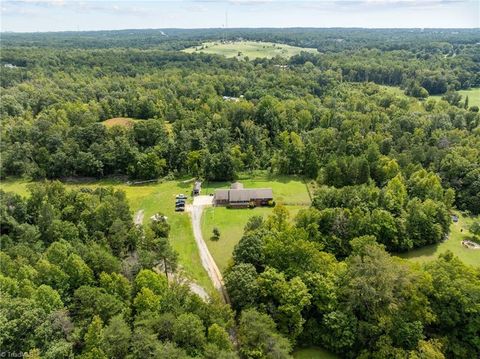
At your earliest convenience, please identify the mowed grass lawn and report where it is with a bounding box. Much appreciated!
[0,178,214,293]
[430,87,480,107]
[201,173,312,272]
[458,88,480,107]
[398,211,479,267]
[293,347,339,359]
[183,41,318,59]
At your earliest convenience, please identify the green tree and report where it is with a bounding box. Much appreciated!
[33,285,63,314]
[238,308,291,359]
[321,310,357,354]
[172,313,206,356]
[257,267,311,340]
[425,252,480,358]
[83,315,106,356]
[207,323,233,351]
[103,315,131,359]
[129,152,166,180]
[382,174,408,215]
[232,232,265,270]
[224,263,259,310]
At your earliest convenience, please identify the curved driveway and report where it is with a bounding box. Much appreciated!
[190,196,230,303]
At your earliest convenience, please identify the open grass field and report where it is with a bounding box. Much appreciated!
[293,347,339,359]
[398,211,479,267]
[458,88,480,107]
[430,87,480,108]
[102,117,138,128]
[200,172,312,272]
[0,177,214,293]
[0,178,31,197]
[183,41,318,59]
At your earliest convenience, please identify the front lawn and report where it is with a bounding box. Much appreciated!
[200,173,312,272]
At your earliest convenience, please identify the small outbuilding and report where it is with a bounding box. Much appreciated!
[193,181,202,196]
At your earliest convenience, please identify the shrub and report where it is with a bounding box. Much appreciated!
[210,227,220,241]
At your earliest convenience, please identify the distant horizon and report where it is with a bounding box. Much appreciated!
[1,1,478,33]
[2,26,480,35]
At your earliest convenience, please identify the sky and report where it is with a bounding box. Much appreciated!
[1,0,479,32]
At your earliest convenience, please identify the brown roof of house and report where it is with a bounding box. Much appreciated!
[230,182,244,190]
[229,188,273,202]
[214,188,273,203]
[214,189,229,201]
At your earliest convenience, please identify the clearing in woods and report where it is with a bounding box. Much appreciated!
[102,117,139,128]
[397,211,479,267]
[457,88,480,107]
[293,346,339,359]
[429,87,480,107]
[183,40,318,59]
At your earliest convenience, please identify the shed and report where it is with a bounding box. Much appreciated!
[193,181,202,196]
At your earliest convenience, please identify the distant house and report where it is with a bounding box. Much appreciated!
[222,95,244,102]
[214,182,273,208]
[193,181,202,196]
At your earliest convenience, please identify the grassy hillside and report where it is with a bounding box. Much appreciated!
[183,40,318,59]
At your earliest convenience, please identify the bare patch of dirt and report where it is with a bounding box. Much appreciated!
[134,209,144,225]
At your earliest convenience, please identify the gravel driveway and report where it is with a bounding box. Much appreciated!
[190,196,230,303]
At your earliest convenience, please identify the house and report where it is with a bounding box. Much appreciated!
[214,182,273,208]
[193,181,202,196]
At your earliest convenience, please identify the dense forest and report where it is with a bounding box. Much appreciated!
[1,182,237,358]
[225,206,479,358]
[1,28,479,358]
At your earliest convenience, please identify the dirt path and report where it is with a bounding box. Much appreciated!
[189,282,210,301]
[168,271,210,301]
[134,209,144,225]
[190,196,230,303]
